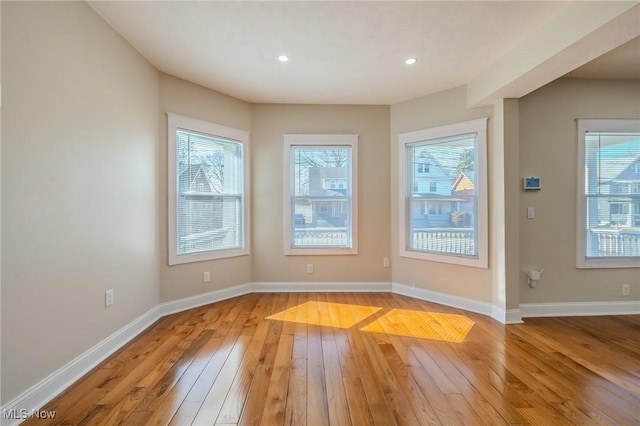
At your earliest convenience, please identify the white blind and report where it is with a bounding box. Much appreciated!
[583,131,640,258]
[176,129,243,255]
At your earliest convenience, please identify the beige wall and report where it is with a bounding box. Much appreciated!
[390,86,495,302]
[251,104,391,283]
[1,2,159,403]
[519,78,640,303]
[158,74,252,302]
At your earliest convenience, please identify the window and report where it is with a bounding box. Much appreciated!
[610,204,628,215]
[399,118,488,268]
[577,119,640,268]
[284,134,358,255]
[417,163,430,174]
[168,113,250,265]
[324,178,346,190]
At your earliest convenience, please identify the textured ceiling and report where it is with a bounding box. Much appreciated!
[88,1,638,105]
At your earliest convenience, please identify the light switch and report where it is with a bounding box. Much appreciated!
[527,207,535,219]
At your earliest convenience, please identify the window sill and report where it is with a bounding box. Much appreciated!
[169,247,250,265]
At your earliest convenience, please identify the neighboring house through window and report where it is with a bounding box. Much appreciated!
[398,118,488,268]
[168,113,250,265]
[576,118,640,268]
[284,134,358,255]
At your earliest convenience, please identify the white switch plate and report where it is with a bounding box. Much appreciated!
[203,271,211,282]
[383,258,390,268]
[527,207,535,219]
[306,264,314,274]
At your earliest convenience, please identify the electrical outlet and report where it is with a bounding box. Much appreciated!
[306,264,314,274]
[105,289,114,307]
[203,271,211,282]
[383,258,390,268]
[622,284,630,297]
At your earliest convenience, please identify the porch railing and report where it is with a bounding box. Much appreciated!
[179,228,230,253]
[294,227,348,246]
[592,230,640,257]
[411,228,475,255]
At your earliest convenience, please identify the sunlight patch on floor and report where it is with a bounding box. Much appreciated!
[266,301,382,329]
[359,309,474,343]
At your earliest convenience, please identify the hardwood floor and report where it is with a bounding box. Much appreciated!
[24,292,639,425]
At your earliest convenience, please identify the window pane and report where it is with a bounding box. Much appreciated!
[291,146,352,248]
[406,133,478,257]
[176,129,243,255]
[583,132,640,258]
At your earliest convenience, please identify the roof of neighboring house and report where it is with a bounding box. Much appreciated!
[600,155,640,182]
[415,150,452,179]
[310,167,348,179]
[309,188,347,197]
[309,167,348,196]
[452,172,474,192]
[179,164,217,193]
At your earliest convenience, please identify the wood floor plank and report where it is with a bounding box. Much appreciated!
[322,338,352,426]
[24,293,639,426]
[235,293,290,426]
[256,297,296,425]
[284,357,307,426]
[215,293,280,424]
[306,324,329,426]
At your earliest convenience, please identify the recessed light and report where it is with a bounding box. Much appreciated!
[405,58,417,65]
[278,55,289,62]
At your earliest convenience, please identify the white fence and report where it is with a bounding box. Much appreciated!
[592,230,640,257]
[412,228,475,255]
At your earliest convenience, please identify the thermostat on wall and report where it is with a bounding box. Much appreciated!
[523,176,541,190]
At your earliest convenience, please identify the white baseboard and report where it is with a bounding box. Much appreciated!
[520,300,640,318]
[0,306,160,426]
[392,282,494,317]
[252,281,391,293]
[505,309,524,324]
[159,283,252,316]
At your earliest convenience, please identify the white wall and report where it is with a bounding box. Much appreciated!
[1,2,159,403]
[519,78,640,303]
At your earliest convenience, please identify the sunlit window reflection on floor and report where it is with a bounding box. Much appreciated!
[267,302,474,342]
[360,309,474,342]
[266,301,382,329]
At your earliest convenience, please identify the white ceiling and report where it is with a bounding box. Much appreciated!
[88,1,640,105]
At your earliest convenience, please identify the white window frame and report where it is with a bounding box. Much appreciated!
[398,118,488,268]
[283,134,358,255]
[168,113,250,265]
[576,118,640,269]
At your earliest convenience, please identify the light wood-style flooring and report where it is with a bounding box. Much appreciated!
[24,292,640,425]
